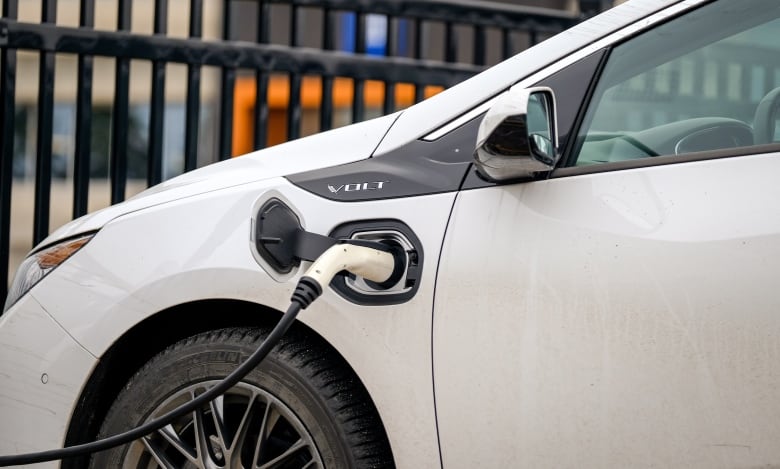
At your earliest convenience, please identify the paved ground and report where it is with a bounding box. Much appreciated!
[8,180,146,283]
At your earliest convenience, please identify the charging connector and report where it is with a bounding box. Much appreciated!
[0,240,400,467]
[291,242,398,310]
[308,243,396,291]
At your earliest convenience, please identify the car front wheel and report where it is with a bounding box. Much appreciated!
[89,327,394,469]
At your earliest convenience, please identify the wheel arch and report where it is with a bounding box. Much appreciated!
[61,298,388,468]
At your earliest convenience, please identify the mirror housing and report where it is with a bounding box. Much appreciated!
[473,86,559,181]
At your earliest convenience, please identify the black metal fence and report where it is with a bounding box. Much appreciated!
[0,0,591,303]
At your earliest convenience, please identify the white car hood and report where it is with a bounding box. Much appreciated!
[41,112,400,246]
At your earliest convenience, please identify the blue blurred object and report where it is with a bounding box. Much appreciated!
[340,13,393,56]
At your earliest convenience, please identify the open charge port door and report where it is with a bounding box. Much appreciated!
[328,220,423,306]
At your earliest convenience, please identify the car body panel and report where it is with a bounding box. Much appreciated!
[434,152,780,467]
[0,295,96,465]
[31,177,456,468]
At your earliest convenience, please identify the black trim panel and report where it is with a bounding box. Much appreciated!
[287,116,480,201]
[546,49,608,154]
[289,49,608,200]
[561,47,611,168]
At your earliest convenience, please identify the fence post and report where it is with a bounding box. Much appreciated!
[32,0,57,244]
[0,0,18,302]
[72,0,95,218]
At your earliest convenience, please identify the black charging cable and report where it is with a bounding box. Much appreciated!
[0,277,323,467]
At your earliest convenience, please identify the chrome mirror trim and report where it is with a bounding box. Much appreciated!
[473,85,559,181]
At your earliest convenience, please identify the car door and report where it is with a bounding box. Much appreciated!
[433,1,780,467]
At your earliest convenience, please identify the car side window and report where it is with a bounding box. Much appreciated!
[573,0,780,166]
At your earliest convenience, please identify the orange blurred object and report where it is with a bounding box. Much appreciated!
[232,76,444,156]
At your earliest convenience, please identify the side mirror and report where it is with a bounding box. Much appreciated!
[473,85,559,181]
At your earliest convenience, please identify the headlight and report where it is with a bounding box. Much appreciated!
[3,233,94,313]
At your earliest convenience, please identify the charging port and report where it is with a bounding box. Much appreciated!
[328,220,423,306]
[347,232,414,295]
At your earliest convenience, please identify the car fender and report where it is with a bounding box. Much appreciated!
[32,177,456,469]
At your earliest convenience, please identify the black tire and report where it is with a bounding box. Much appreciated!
[89,327,394,469]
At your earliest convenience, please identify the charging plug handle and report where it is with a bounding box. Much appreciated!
[312,242,396,283]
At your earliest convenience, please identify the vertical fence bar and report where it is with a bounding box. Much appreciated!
[147,0,168,186]
[322,7,332,50]
[413,18,423,60]
[287,3,301,139]
[320,75,333,131]
[352,12,365,122]
[218,0,235,160]
[33,0,57,244]
[355,11,366,54]
[288,73,302,139]
[290,3,299,46]
[319,7,333,132]
[111,0,132,204]
[444,21,456,63]
[253,1,269,149]
[529,26,539,46]
[383,81,395,115]
[258,0,269,44]
[218,72,235,159]
[385,15,395,57]
[414,83,425,104]
[0,0,19,301]
[383,15,395,115]
[254,72,269,148]
[352,79,365,123]
[413,18,424,103]
[184,0,202,171]
[501,28,512,60]
[474,25,486,66]
[72,0,95,218]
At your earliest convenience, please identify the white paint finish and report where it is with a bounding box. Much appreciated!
[0,295,96,468]
[32,179,455,468]
[434,153,780,468]
[1,3,749,466]
[376,0,693,154]
[39,113,399,247]
[279,187,456,468]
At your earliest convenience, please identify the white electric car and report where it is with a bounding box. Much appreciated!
[3,0,780,467]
